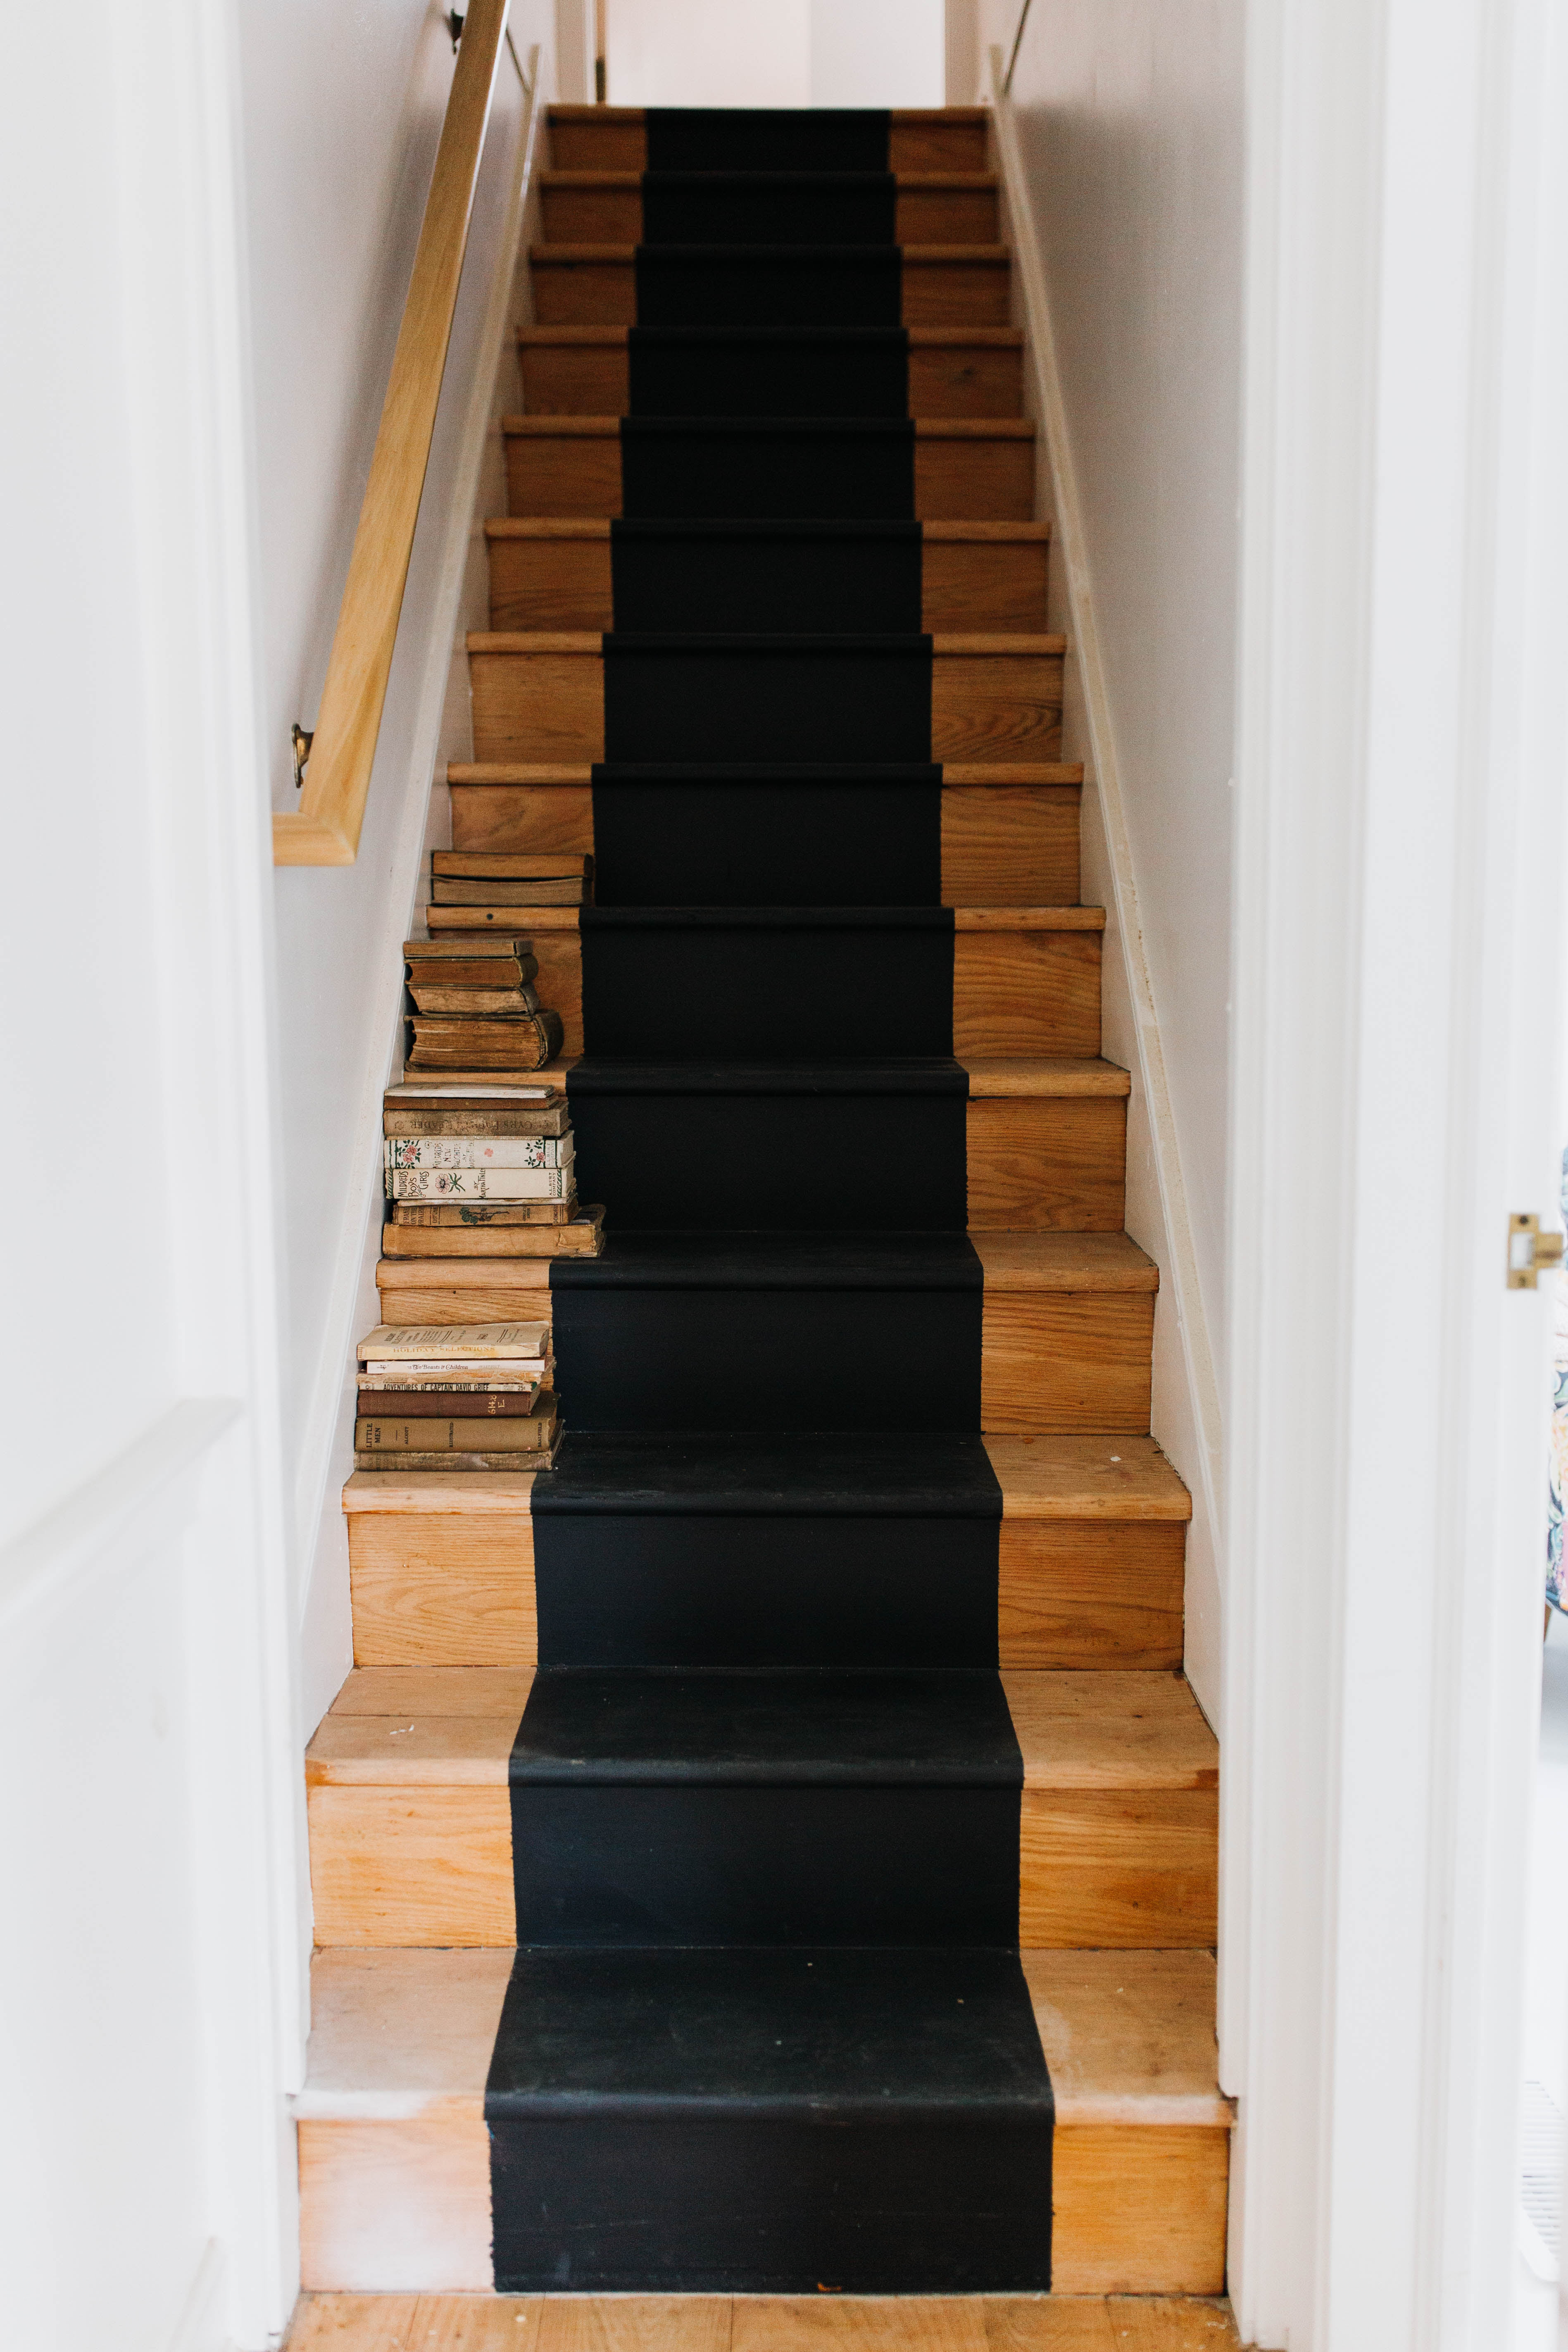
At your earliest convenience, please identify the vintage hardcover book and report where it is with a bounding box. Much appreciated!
[390,1198,577,1225]
[387,1164,574,1202]
[383,1106,571,1139]
[408,983,543,1015]
[432,852,592,903]
[402,933,535,961]
[353,1435,562,1472]
[406,1011,565,1072]
[386,1080,561,1103]
[355,1385,542,1417]
[358,1321,552,1362]
[385,1134,573,1170]
[355,1399,557,1451]
[381,1206,605,1259]
[405,958,540,990]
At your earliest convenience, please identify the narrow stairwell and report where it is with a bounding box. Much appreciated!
[296,101,1228,2303]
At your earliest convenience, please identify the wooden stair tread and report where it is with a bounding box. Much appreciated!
[544,105,992,125]
[518,324,1026,347]
[465,630,1066,653]
[483,517,1051,540]
[500,416,1034,440]
[445,760,1085,783]
[308,1666,1211,1793]
[963,1056,1130,1096]
[295,1943,1228,2127]
[530,243,1010,264]
[343,1431,1186,1525]
[538,171,1000,192]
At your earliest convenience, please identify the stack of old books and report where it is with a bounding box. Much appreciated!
[355,1322,559,1470]
[404,930,563,1077]
[381,1076,603,1259]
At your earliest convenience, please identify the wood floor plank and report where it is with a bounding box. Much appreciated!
[414,2301,551,2349]
[288,2295,424,2350]
[981,2305,1116,2350]
[733,2302,985,2350]
[541,2300,732,2351]
[1102,2300,1240,2349]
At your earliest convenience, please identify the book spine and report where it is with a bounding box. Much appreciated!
[408,983,544,1014]
[384,1135,573,1169]
[354,1386,540,1416]
[406,1012,562,1072]
[354,1449,557,1472]
[387,1164,574,1201]
[381,1109,570,1138]
[354,1417,553,1450]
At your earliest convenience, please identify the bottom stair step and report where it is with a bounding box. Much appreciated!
[295,1946,1231,2297]
[486,1945,1052,2293]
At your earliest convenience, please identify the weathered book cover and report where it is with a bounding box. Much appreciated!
[355,1400,557,1451]
[431,877,586,905]
[402,933,535,962]
[381,1207,605,1259]
[406,1010,565,1071]
[353,1439,561,1471]
[433,854,592,879]
[390,1198,577,1224]
[407,983,543,1014]
[354,1385,542,1417]
[387,1164,574,1202]
[383,1106,571,1140]
[358,1321,551,1361]
[385,1134,573,1170]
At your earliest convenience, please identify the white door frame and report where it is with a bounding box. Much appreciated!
[1226,0,1568,2343]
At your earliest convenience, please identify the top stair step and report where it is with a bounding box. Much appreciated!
[547,107,992,176]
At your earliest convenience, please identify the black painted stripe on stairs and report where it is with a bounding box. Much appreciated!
[644,109,892,174]
[634,245,903,329]
[485,1945,1052,2292]
[626,327,910,417]
[546,1230,985,1433]
[564,1057,967,1229]
[642,171,897,246]
[618,423,916,518]
[579,906,955,1059]
[588,762,942,906]
[531,1430,1003,1669]
[609,520,922,628]
[602,633,933,763]
[507,1668,1022,1946]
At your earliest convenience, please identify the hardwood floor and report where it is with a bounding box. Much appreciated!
[288,2294,1245,2350]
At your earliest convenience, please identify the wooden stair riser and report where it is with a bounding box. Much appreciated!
[305,1788,1215,1955]
[421,923,1099,1062]
[295,2113,1226,2297]
[371,1270,1154,1434]
[547,111,993,176]
[346,1512,1184,1673]
[448,779,1083,907]
[467,646,1064,765]
[518,332,1025,418]
[540,180,1001,245]
[502,425,1035,522]
[529,252,1012,331]
[485,526,1049,632]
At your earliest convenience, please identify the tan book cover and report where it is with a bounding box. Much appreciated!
[358,1321,551,1361]
[381,1207,604,1259]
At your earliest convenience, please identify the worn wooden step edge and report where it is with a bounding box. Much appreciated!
[530,243,1011,264]
[415,901,1100,934]
[340,1431,1190,1525]
[500,415,1034,441]
[484,518,1051,540]
[370,1232,1158,1295]
[519,324,1026,348]
[539,171,1002,192]
[465,631,1066,656]
[444,760,1085,783]
[305,1666,1217,1793]
[291,1944,1230,2130]
[545,105,993,126]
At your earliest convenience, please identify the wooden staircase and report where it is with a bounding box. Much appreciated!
[295,100,1228,2306]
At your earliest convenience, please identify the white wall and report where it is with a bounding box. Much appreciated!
[605,0,942,110]
[246,2,554,1734]
[982,0,1244,1715]
[0,0,301,2341]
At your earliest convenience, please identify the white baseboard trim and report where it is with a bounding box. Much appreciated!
[167,2241,233,2352]
[985,45,1225,1721]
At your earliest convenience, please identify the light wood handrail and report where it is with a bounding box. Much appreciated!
[274,0,510,867]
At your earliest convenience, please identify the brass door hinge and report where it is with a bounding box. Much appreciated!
[1506,1213,1566,1289]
